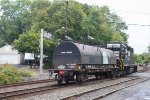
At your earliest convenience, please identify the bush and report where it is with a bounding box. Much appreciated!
[0,65,33,85]
[0,73,10,84]
[18,70,32,77]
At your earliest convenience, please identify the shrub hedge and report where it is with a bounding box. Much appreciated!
[0,65,32,85]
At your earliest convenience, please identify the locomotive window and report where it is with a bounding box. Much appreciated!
[109,48,120,51]
[113,51,119,57]
[128,51,131,56]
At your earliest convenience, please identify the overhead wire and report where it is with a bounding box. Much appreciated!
[110,9,150,15]
[127,24,150,26]
[110,9,150,27]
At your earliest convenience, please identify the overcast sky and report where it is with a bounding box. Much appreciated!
[76,0,150,54]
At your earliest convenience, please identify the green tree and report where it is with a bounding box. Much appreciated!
[81,6,128,44]
[0,0,51,45]
[13,27,40,55]
[1,0,129,67]
[111,32,125,43]
[143,53,150,64]
[134,45,150,64]
[143,45,150,64]
[43,39,56,67]
[148,45,150,53]
[134,54,144,64]
[0,0,32,44]
[1,0,128,45]
[0,37,5,47]
[46,0,86,41]
[13,26,56,67]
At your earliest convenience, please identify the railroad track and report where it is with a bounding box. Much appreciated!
[61,77,150,100]
[0,78,56,94]
[0,78,55,89]
[0,80,80,100]
[0,76,144,100]
[0,84,65,100]
[0,78,103,99]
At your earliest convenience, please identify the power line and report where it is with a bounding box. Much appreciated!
[127,24,150,26]
[109,22,150,27]
[110,9,150,15]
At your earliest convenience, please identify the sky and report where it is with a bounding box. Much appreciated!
[75,0,150,54]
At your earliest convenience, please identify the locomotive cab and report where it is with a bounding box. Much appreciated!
[107,42,137,75]
[107,42,127,59]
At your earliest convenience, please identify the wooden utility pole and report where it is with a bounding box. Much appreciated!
[40,29,44,75]
[64,0,68,38]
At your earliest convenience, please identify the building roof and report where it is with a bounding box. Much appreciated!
[0,45,19,55]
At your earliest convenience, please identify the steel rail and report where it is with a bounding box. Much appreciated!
[93,78,150,100]
[61,77,144,100]
[0,76,141,100]
[0,79,56,88]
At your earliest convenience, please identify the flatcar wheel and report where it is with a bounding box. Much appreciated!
[64,77,69,84]
[58,79,63,85]
[76,74,84,83]
[110,71,115,78]
[120,71,125,77]
[126,67,130,75]
[106,71,112,78]
[58,75,63,85]
[133,66,137,72]
[95,74,99,79]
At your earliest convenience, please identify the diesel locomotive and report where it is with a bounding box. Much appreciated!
[49,41,137,84]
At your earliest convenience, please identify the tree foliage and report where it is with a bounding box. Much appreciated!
[0,0,128,45]
[134,54,144,64]
[111,32,125,43]
[13,25,57,67]
[0,0,33,44]
[13,28,40,54]
[148,45,150,53]
[0,0,129,66]
[134,45,150,64]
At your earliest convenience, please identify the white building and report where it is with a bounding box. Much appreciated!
[0,45,24,64]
